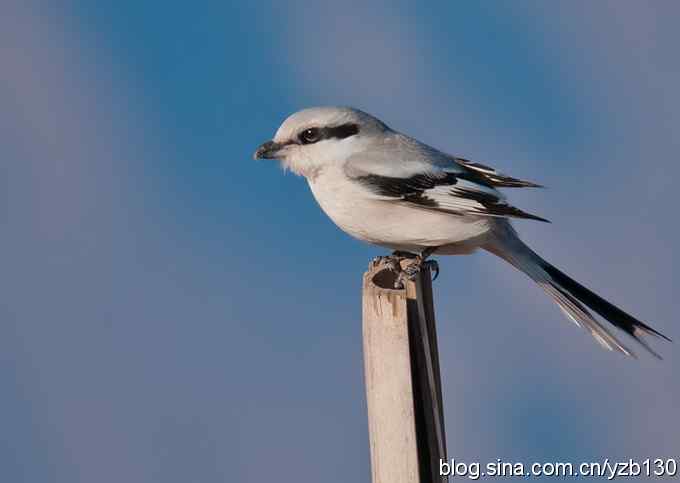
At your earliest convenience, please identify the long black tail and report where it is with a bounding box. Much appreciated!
[485,223,670,358]
[541,262,670,342]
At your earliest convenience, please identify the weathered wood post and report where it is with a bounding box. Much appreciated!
[362,260,448,483]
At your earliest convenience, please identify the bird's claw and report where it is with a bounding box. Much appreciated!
[426,259,439,281]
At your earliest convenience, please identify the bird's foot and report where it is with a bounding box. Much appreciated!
[370,250,419,272]
[371,251,439,289]
[369,255,402,273]
[394,257,440,288]
[394,257,439,289]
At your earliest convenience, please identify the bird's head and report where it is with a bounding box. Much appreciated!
[253,106,389,178]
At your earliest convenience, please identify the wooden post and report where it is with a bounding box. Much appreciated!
[362,260,448,483]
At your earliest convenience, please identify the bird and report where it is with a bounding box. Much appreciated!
[253,106,670,358]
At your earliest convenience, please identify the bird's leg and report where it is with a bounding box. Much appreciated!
[392,250,418,259]
[396,247,440,287]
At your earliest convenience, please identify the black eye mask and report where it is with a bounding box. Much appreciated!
[298,123,359,145]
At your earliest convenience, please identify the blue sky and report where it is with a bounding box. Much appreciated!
[3,1,679,482]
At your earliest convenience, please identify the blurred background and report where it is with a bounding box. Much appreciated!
[3,1,678,481]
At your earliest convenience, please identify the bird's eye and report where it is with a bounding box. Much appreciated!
[299,128,321,144]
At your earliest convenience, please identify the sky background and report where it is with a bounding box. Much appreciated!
[2,1,679,482]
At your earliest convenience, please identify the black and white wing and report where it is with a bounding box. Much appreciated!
[344,134,548,222]
[351,169,549,222]
[454,157,543,188]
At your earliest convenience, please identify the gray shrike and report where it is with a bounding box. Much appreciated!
[254,106,669,358]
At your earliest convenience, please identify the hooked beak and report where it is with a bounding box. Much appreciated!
[253,140,282,160]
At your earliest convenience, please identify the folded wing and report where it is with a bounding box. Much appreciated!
[344,135,548,222]
[351,170,549,222]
